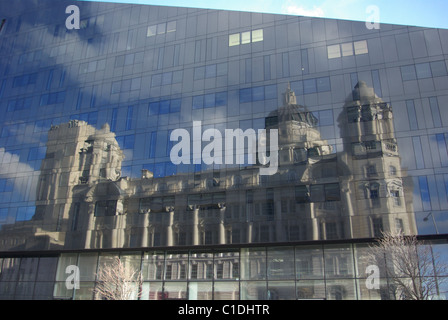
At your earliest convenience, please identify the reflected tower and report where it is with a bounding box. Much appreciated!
[35,120,124,249]
[338,81,417,237]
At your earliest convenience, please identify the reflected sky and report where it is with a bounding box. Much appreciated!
[76,0,448,29]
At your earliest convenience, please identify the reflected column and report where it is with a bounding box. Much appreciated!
[84,200,95,249]
[218,203,226,245]
[141,209,150,247]
[165,206,175,246]
[189,204,200,246]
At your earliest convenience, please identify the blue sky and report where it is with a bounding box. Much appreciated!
[78,0,448,29]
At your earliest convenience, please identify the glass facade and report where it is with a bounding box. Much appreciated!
[1,239,448,300]
[0,0,448,299]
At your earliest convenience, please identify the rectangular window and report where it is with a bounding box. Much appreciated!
[406,100,419,130]
[418,176,432,211]
[317,77,331,92]
[149,131,157,159]
[341,42,353,56]
[229,33,240,47]
[125,106,133,130]
[372,218,383,237]
[372,70,382,97]
[415,62,432,79]
[354,40,368,55]
[239,88,252,103]
[436,134,448,167]
[252,29,263,42]
[94,200,117,217]
[430,60,448,77]
[110,108,117,132]
[325,184,340,201]
[146,25,156,37]
[310,185,324,202]
[412,136,425,169]
[167,21,176,33]
[241,31,251,44]
[205,64,216,79]
[429,97,442,128]
[327,44,341,59]
[46,69,54,90]
[157,23,166,35]
[16,206,35,222]
[303,79,317,94]
[401,65,417,81]
[229,29,263,47]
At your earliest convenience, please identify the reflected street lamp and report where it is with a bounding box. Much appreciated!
[423,212,441,299]
[423,212,439,234]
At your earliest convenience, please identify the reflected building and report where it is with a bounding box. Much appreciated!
[0,0,446,300]
[0,82,416,252]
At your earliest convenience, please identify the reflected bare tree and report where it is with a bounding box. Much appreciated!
[94,257,143,300]
[368,231,448,300]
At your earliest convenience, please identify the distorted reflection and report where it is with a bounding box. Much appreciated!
[0,82,417,251]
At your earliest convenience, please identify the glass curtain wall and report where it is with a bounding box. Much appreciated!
[3,240,447,300]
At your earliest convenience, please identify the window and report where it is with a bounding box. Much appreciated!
[341,42,353,56]
[415,62,432,79]
[193,92,227,109]
[401,65,417,81]
[401,61,444,81]
[229,29,263,47]
[295,185,310,203]
[13,73,38,87]
[354,40,368,54]
[229,33,240,46]
[328,40,368,59]
[247,29,261,43]
[390,190,401,206]
[325,184,340,201]
[151,71,182,87]
[167,21,176,33]
[147,21,176,37]
[327,44,341,59]
[149,98,182,115]
[372,217,383,237]
[369,183,380,200]
[406,100,419,130]
[430,60,448,77]
[366,165,377,176]
[40,91,65,106]
[94,200,117,217]
[317,77,331,92]
[147,25,156,37]
[241,31,251,44]
[291,77,331,95]
[326,223,338,240]
[395,218,404,233]
[16,206,35,222]
[239,85,277,103]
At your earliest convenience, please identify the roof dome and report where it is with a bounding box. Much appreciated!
[266,84,318,127]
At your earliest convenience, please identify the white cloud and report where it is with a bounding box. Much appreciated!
[283,4,325,17]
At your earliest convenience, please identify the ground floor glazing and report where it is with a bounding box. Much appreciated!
[0,238,447,300]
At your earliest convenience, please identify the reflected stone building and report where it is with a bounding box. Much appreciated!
[0,0,446,300]
[0,83,416,252]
